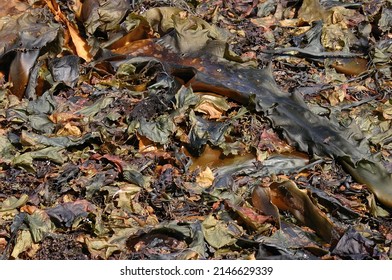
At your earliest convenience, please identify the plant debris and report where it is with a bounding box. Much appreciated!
[0,0,391,260]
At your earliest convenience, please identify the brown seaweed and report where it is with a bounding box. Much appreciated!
[108,33,392,208]
[268,181,338,242]
[0,9,60,99]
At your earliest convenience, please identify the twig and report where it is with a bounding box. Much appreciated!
[262,47,362,59]
[339,95,379,110]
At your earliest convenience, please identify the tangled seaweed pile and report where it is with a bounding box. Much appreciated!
[0,0,392,259]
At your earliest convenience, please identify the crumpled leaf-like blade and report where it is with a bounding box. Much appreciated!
[332,227,378,259]
[27,115,56,134]
[269,180,337,242]
[0,194,29,213]
[298,0,327,24]
[340,158,392,210]
[8,50,40,99]
[0,134,17,163]
[46,200,95,228]
[201,215,241,249]
[76,96,115,118]
[45,0,92,62]
[194,93,230,119]
[0,9,60,99]
[0,0,30,17]
[49,55,80,87]
[252,186,280,225]
[106,13,152,50]
[11,230,33,259]
[106,228,139,259]
[175,85,199,110]
[137,115,176,145]
[378,8,392,33]
[256,221,327,260]
[144,7,227,54]
[27,91,57,115]
[122,164,150,189]
[12,147,64,172]
[0,10,59,58]
[228,201,272,232]
[26,209,53,243]
[187,111,228,156]
[81,0,129,35]
[143,7,183,34]
[21,130,99,149]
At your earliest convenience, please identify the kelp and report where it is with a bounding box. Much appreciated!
[126,220,206,259]
[255,221,329,260]
[0,8,60,99]
[46,200,96,228]
[80,0,130,35]
[331,226,385,260]
[1,1,392,260]
[107,9,392,208]
[268,181,338,242]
